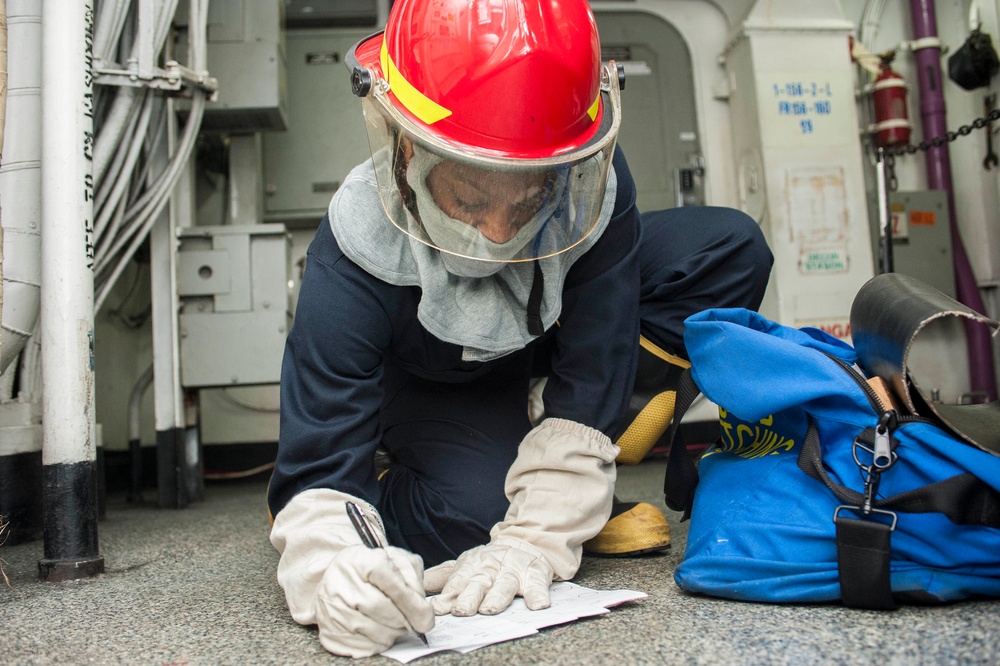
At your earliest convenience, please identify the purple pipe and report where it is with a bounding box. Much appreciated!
[909,0,998,401]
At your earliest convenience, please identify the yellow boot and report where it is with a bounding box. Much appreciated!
[582,500,673,556]
[583,336,689,557]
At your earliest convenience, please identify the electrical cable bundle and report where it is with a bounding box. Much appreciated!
[91,0,209,311]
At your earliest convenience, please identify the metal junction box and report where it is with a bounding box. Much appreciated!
[177,224,292,387]
[262,28,374,224]
[888,190,955,299]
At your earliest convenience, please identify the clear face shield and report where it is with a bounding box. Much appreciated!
[354,63,622,269]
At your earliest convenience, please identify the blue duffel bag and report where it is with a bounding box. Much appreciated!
[665,275,1000,609]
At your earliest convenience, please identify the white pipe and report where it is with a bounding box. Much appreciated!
[148,96,184,437]
[189,0,205,70]
[860,0,887,50]
[0,1,6,342]
[40,0,97,466]
[0,0,42,375]
[876,148,892,273]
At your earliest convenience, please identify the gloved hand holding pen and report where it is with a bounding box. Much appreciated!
[270,489,435,658]
[346,501,428,645]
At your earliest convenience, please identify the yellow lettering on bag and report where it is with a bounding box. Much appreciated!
[736,424,754,450]
[710,411,796,459]
[719,415,735,448]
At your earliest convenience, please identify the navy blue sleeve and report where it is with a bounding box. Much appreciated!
[542,145,641,437]
[267,219,392,518]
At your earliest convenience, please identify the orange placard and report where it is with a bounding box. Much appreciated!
[909,210,936,226]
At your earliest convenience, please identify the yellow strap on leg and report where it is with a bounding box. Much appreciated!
[616,393,679,465]
[615,336,691,466]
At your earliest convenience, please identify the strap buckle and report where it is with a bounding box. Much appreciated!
[833,504,898,531]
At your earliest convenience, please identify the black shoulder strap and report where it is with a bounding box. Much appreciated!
[834,514,897,609]
[662,368,702,520]
[797,423,1000,528]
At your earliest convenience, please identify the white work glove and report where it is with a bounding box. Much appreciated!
[269,488,435,658]
[425,417,618,616]
[424,537,554,615]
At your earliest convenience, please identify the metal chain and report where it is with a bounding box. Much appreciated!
[882,107,1000,190]
[885,108,1000,156]
[885,153,898,191]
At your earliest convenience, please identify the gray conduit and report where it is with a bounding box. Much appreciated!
[0,0,41,376]
[0,0,6,346]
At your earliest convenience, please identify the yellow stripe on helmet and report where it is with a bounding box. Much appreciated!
[587,95,601,122]
[381,39,452,125]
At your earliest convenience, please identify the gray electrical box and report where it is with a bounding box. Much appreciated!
[888,190,955,298]
[176,0,288,132]
[262,29,374,225]
[177,224,292,387]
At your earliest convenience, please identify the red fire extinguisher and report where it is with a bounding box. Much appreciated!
[872,54,912,148]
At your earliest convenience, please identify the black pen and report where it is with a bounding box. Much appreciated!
[346,501,429,646]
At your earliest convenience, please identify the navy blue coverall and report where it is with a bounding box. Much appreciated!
[267,147,773,567]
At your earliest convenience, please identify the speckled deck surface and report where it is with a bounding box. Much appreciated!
[2,460,997,665]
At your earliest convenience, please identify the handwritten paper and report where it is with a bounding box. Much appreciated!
[382,582,647,663]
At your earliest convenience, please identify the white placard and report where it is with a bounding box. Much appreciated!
[757,71,855,147]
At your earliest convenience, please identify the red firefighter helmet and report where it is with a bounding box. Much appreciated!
[346,0,624,265]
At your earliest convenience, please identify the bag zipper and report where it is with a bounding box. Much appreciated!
[822,352,935,428]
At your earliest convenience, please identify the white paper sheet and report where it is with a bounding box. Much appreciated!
[382,582,647,663]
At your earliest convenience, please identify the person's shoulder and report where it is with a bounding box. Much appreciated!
[305,219,402,312]
[307,215,348,269]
